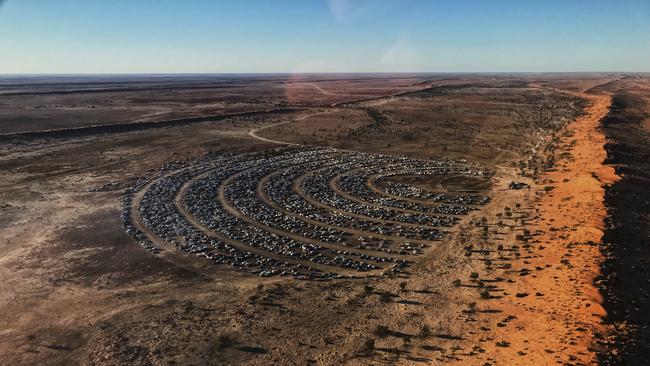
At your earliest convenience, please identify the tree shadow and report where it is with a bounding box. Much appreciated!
[396,299,424,305]
[375,347,410,355]
[235,345,268,354]
[421,344,445,352]
[406,356,433,362]
[434,334,464,341]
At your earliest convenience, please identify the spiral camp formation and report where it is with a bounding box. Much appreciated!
[122,146,490,279]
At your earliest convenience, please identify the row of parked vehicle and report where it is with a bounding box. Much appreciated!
[375,172,491,205]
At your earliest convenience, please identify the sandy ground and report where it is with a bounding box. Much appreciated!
[440,92,616,365]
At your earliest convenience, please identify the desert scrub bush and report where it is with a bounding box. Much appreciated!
[363,284,374,295]
[379,291,393,303]
[466,302,478,313]
[398,281,408,292]
[418,324,432,339]
[359,338,375,355]
[214,334,235,350]
[480,288,491,299]
[374,325,390,338]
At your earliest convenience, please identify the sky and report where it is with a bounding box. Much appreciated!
[0,0,649,74]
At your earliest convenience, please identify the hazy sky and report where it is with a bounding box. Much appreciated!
[1,0,649,73]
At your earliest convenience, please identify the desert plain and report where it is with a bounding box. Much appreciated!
[1,73,649,365]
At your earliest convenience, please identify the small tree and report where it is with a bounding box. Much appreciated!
[398,281,408,292]
[360,338,375,355]
[418,324,432,339]
[379,291,393,303]
[466,302,478,313]
[215,334,235,350]
[374,325,390,338]
[363,284,374,295]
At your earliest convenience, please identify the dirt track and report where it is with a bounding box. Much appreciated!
[247,111,323,145]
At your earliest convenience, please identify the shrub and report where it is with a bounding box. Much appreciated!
[418,324,432,339]
[215,334,235,350]
[363,285,374,295]
[374,325,390,338]
[480,288,491,299]
[466,302,478,313]
[398,281,408,291]
[360,338,375,355]
[379,291,393,303]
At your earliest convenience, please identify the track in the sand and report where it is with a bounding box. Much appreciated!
[121,146,490,279]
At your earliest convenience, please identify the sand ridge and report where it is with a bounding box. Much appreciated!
[454,92,617,365]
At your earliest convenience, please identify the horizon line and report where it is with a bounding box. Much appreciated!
[1,71,649,77]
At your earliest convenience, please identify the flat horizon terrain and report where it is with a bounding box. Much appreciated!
[1,73,649,365]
